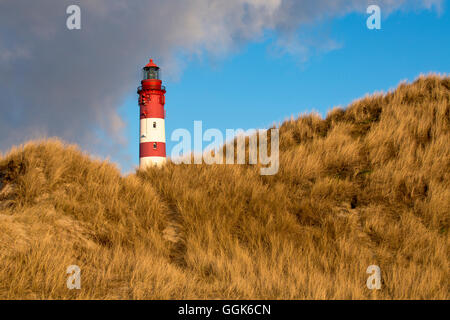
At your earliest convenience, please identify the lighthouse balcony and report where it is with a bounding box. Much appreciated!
[137,85,166,93]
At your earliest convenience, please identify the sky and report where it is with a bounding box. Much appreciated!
[0,0,449,173]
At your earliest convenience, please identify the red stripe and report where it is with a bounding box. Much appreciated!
[140,105,165,119]
[141,79,163,91]
[140,142,166,157]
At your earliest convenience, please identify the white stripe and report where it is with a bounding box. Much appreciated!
[140,118,165,143]
[140,156,166,168]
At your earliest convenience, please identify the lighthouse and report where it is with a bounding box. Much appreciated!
[137,59,167,169]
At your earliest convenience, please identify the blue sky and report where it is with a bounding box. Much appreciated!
[118,5,449,172]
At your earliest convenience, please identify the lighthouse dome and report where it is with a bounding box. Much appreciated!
[145,59,159,68]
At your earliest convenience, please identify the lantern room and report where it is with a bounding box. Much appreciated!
[143,59,160,80]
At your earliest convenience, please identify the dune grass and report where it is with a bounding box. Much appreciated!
[0,75,448,299]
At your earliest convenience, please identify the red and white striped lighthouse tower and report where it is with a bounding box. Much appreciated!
[137,59,166,168]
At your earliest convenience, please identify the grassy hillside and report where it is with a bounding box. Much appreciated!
[0,75,448,299]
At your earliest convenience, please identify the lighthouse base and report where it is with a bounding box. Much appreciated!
[140,156,166,169]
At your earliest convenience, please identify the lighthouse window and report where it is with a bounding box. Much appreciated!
[153,122,156,128]
[143,67,160,80]
[153,142,157,150]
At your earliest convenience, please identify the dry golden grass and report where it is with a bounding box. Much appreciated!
[0,75,448,299]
